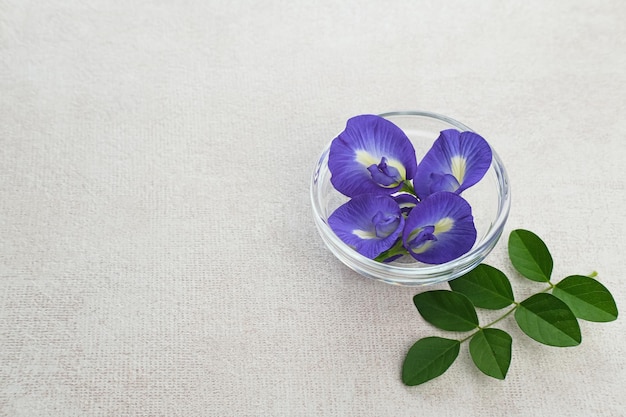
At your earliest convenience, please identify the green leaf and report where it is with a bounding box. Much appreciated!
[515,293,581,347]
[413,290,479,331]
[402,337,460,386]
[508,229,553,282]
[469,328,512,380]
[449,264,515,309]
[553,275,618,322]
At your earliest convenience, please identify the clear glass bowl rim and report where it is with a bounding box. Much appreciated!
[310,110,511,286]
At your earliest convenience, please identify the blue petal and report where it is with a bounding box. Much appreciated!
[402,192,476,264]
[329,115,418,197]
[429,173,460,193]
[328,193,405,259]
[413,129,492,199]
[392,193,419,215]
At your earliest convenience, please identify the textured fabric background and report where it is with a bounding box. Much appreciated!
[1,1,625,416]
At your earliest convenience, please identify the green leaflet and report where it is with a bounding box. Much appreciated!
[413,290,479,331]
[469,328,512,380]
[553,275,618,322]
[402,337,460,386]
[508,229,553,282]
[515,293,581,347]
[402,228,618,387]
[449,264,514,309]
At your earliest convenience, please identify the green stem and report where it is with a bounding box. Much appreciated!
[540,282,554,293]
[460,304,518,343]
[482,304,519,329]
[400,180,417,197]
[373,238,408,262]
[459,282,558,344]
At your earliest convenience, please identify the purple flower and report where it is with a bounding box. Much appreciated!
[325,115,492,265]
[402,192,476,264]
[328,193,405,259]
[329,115,418,197]
[412,129,492,199]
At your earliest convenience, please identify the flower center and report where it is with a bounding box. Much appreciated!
[429,172,461,194]
[407,225,438,254]
[367,157,402,188]
[372,211,401,238]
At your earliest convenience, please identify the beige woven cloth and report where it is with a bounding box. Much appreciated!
[1,1,625,416]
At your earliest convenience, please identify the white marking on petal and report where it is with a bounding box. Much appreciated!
[434,217,454,234]
[355,150,378,167]
[450,156,466,184]
[386,158,407,180]
[411,241,434,254]
[353,229,376,239]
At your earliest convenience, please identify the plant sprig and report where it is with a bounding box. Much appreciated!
[402,229,618,386]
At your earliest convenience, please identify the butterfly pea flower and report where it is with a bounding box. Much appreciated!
[412,129,492,199]
[328,193,405,259]
[328,115,418,197]
[402,192,476,264]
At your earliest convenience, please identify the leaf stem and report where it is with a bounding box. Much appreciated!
[540,283,554,293]
[459,305,518,343]
[458,280,560,344]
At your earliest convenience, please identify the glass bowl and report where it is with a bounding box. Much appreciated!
[310,111,511,286]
